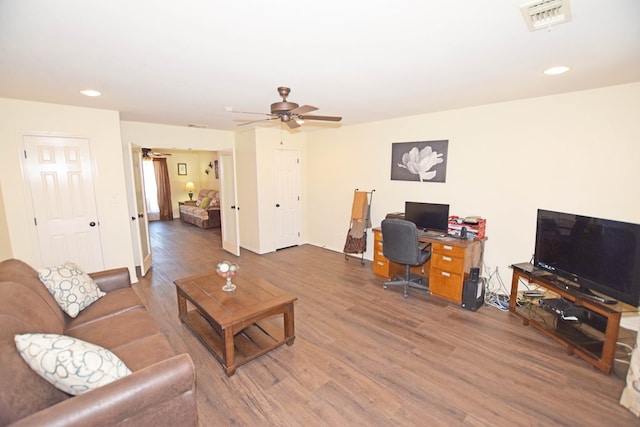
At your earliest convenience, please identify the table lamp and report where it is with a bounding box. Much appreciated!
[185,182,195,200]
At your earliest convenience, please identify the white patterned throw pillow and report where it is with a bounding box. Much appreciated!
[38,262,106,318]
[14,333,132,395]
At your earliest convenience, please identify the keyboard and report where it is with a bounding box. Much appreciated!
[418,230,444,238]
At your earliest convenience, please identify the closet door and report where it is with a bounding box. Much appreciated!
[273,149,301,250]
[23,135,105,271]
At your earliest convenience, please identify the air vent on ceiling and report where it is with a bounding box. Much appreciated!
[520,0,572,32]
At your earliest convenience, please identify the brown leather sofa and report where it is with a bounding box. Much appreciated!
[179,189,221,229]
[0,259,198,426]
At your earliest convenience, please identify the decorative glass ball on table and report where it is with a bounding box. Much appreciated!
[216,261,239,292]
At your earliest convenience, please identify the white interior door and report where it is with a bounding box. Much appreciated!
[273,149,301,249]
[129,144,152,275]
[23,135,104,272]
[219,150,240,256]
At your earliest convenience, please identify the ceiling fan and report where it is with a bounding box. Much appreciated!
[142,148,172,158]
[234,87,342,129]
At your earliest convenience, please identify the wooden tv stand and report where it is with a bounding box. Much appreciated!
[509,265,634,373]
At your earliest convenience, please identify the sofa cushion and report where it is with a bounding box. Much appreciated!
[38,262,105,318]
[0,281,65,335]
[64,287,144,330]
[0,259,65,326]
[65,307,164,354]
[200,197,211,208]
[15,333,132,396]
[182,205,210,219]
[110,333,177,371]
[0,281,68,425]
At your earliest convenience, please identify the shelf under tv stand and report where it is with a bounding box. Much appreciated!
[509,265,633,374]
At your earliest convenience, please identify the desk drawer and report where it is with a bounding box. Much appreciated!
[431,252,464,273]
[430,268,463,303]
[373,258,390,277]
[432,242,466,258]
[374,249,386,261]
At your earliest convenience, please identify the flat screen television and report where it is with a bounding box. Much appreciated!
[404,202,450,233]
[534,209,640,307]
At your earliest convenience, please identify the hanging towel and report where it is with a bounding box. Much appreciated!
[344,191,372,255]
[349,192,370,239]
[351,191,368,220]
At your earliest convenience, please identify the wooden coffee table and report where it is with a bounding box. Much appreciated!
[174,272,296,376]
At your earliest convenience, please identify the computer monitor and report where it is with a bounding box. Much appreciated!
[404,202,450,233]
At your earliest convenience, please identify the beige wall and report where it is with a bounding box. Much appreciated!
[120,121,233,152]
[0,182,12,260]
[305,83,640,289]
[0,98,136,276]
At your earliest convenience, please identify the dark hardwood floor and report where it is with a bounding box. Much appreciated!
[134,219,637,426]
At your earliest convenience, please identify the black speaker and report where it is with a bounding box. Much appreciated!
[461,267,484,311]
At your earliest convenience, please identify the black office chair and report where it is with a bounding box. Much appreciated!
[381,218,431,298]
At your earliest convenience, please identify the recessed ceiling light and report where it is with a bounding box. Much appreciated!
[80,89,102,97]
[544,66,570,75]
[223,106,234,112]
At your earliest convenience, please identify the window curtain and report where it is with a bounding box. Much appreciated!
[142,158,160,221]
[153,158,173,221]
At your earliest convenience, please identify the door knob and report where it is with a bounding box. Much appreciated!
[89,221,96,227]
[138,213,144,218]
[276,203,280,207]
[231,205,235,209]
[131,216,136,221]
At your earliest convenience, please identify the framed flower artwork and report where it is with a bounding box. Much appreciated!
[390,140,448,183]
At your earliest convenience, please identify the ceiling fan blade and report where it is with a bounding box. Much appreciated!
[290,105,317,115]
[285,119,301,129]
[299,114,342,122]
[237,118,276,126]
[232,110,274,116]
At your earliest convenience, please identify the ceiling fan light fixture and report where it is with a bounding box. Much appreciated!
[234,86,342,128]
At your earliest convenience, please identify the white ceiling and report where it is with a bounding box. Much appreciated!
[1,0,639,131]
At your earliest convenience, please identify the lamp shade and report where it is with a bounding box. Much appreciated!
[184,182,195,192]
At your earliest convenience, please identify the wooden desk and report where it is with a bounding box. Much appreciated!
[372,227,485,303]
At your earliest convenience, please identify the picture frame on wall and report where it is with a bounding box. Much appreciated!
[178,163,187,175]
[390,140,448,183]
